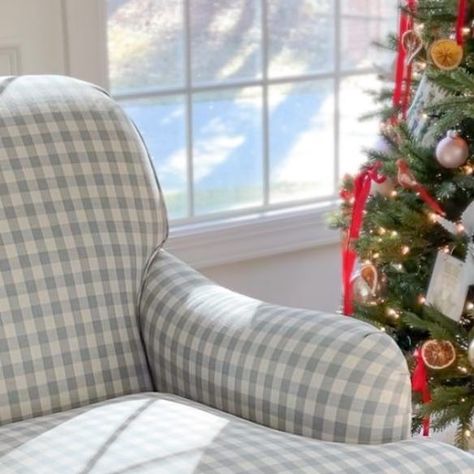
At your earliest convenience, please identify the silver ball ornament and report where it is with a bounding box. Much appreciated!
[435,131,469,169]
[468,338,474,368]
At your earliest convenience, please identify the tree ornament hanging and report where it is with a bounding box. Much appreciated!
[429,38,464,70]
[342,162,387,316]
[407,75,448,148]
[371,177,396,197]
[402,30,423,64]
[468,338,474,368]
[421,339,456,370]
[396,159,445,215]
[435,131,469,168]
[351,263,386,305]
[429,0,467,71]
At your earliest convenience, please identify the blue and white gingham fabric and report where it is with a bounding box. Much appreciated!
[0,75,472,472]
[0,393,472,473]
[0,76,167,425]
[140,251,412,445]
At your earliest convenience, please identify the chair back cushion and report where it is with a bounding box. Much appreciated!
[0,75,167,424]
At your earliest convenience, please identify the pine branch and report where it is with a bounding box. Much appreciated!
[427,68,474,95]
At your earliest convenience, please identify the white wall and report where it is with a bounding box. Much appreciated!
[200,244,341,312]
[0,0,66,76]
[0,0,107,86]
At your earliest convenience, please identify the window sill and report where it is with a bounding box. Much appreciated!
[166,201,340,269]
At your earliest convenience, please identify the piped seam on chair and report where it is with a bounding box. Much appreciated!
[135,244,165,391]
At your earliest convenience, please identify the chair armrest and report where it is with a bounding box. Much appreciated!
[139,250,411,445]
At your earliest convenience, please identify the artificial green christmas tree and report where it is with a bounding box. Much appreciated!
[332,0,474,449]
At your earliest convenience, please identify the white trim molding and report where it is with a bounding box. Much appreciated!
[62,0,109,88]
[166,202,340,269]
[0,46,21,75]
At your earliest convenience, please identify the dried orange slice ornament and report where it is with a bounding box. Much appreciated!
[430,38,463,70]
[421,339,456,370]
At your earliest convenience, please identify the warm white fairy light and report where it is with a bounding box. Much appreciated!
[386,308,399,319]
[391,230,398,238]
[428,212,438,223]
[393,263,403,271]
[456,223,465,233]
[458,366,468,374]
[373,252,380,259]
[466,301,474,311]
[465,430,472,438]
[390,190,398,198]
[418,295,426,304]
[464,165,473,175]
[401,245,410,255]
[379,227,386,235]
[443,246,450,254]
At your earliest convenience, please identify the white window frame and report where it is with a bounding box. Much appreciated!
[64,0,390,267]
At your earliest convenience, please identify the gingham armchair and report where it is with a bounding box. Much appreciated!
[0,76,472,473]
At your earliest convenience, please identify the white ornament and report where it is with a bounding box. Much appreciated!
[436,131,469,169]
[434,201,474,290]
[407,76,447,148]
[370,177,395,197]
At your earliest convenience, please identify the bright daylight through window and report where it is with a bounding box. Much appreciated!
[107,0,397,223]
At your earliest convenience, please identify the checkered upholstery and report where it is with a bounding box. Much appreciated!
[0,75,167,425]
[140,250,412,445]
[1,393,473,473]
[1,75,472,472]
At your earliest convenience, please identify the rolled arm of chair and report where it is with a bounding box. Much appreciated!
[139,250,412,445]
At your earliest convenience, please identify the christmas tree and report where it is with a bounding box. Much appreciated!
[332,0,474,449]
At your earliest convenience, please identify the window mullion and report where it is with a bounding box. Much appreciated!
[184,0,194,217]
[261,0,270,207]
[333,0,341,192]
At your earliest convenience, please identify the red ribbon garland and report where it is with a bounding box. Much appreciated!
[392,0,417,120]
[456,0,467,46]
[342,163,386,316]
[412,349,432,436]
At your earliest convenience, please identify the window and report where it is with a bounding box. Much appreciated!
[107,0,397,223]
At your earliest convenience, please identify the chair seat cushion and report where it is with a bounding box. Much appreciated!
[0,393,472,473]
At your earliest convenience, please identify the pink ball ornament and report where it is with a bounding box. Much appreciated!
[435,131,469,169]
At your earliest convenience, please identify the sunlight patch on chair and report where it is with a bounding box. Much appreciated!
[0,398,229,473]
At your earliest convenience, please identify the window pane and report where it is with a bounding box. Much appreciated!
[339,74,379,176]
[341,17,394,70]
[268,0,334,78]
[193,88,263,215]
[269,80,334,204]
[107,0,184,94]
[190,0,261,84]
[341,0,398,18]
[121,96,188,219]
